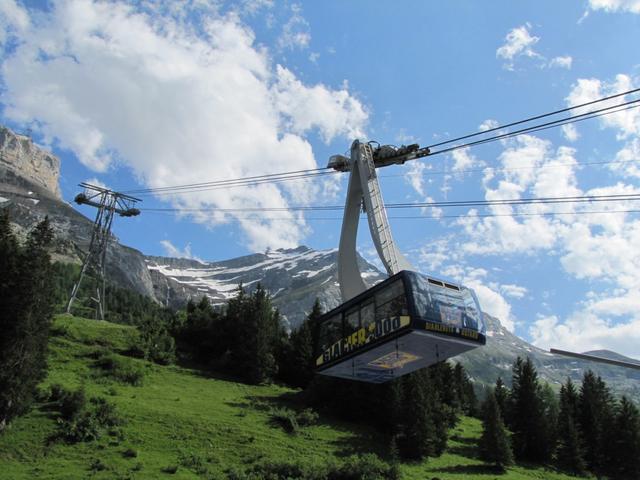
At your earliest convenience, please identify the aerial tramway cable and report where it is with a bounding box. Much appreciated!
[118,88,640,197]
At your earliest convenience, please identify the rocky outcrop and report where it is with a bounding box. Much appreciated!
[0,126,61,199]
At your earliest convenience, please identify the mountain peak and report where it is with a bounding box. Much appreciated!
[0,125,61,199]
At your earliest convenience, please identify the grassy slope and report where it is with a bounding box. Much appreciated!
[0,315,584,480]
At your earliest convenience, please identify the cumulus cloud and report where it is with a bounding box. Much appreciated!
[479,119,499,132]
[160,239,202,262]
[501,284,528,299]
[588,0,640,13]
[496,24,575,71]
[451,147,483,174]
[405,161,426,196]
[0,0,368,251]
[442,72,640,355]
[561,123,579,142]
[496,23,541,70]
[277,3,310,50]
[549,55,573,69]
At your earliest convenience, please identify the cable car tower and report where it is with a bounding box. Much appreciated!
[66,183,141,320]
[315,140,486,383]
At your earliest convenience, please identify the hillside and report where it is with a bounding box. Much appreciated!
[0,315,583,480]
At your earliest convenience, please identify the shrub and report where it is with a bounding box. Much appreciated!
[95,354,144,386]
[234,454,397,480]
[161,465,178,474]
[90,458,107,472]
[179,452,207,475]
[296,408,319,426]
[49,383,66,402]
[90,397,122,427]
[270,407,299,434]
[60,388,86,420]
[55,389,123,443]
[123,448,138,458]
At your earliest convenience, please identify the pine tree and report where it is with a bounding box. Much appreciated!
[494,376,508,420]
[578,370,615,474]
[453,362,477,416]
[509,356,553,462]
[610,397,640,480]
[479,390,514,470]
[0,215,55,431]
[228,284,283,384]
[280,299,322,388]
[398,369,436,459]
[556,378,586,474]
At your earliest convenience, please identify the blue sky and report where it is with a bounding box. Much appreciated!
[1,0,640,358]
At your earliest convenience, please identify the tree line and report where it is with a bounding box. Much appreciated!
[0,210,54,431]
[479,356,640,479]
[173,292,477,461]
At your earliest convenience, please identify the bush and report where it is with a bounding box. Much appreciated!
[331,454,399,480]
[296,408,319,427]
[49,383,66,402]
[233,454,398,480]
[123,448,138,458]
[54,389,123,443]
[162,465,178,474]
[270,407,299,434]
[95,354,145,386]
[60,388,86,420]
[179,452,207,475]
[91,397,122,427]
[90,458,107,472]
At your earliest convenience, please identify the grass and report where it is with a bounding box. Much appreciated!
[0,314,586,479]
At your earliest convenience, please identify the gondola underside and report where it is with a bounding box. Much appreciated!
[317,330,481,384]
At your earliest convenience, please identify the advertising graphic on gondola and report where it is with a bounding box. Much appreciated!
[316,316,411,367]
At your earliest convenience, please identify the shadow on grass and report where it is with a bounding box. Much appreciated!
[432,463,507,476]
[447,434,481,459]
[227,391,387,458]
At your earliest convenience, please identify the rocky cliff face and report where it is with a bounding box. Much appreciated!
[0,125,156,300]
[0,127,61,199]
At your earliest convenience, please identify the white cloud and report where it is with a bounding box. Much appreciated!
[588,0,640,13]
[160,239,202,262]
[549,55,573,69]
[471,282,515,331]
[530,311,640,360]
[496,23,541,69]
[561,123,579,142]
[0,0,29,46]
[405,161,426,196]
[272,66,367,143]
[83,177,109,190]
[501,284,528,299]
[566,75,640,139]
[0,0,368,251]
[479,119,499,132]
[277,3,310,50]
[451,147,483,173]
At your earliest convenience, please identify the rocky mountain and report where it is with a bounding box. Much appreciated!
[1,124,638,402]
[0,127,156,299]
[147,247,385,328]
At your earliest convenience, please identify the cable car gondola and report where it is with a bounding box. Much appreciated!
[316,270,485,383]
[316,139,486,383]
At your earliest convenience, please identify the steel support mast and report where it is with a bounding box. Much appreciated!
[66,183,140,320]
[329,140,430,301]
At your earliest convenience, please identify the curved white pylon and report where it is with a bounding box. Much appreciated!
[338,140,414,302]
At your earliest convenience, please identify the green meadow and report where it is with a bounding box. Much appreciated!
[0,315,584,479]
